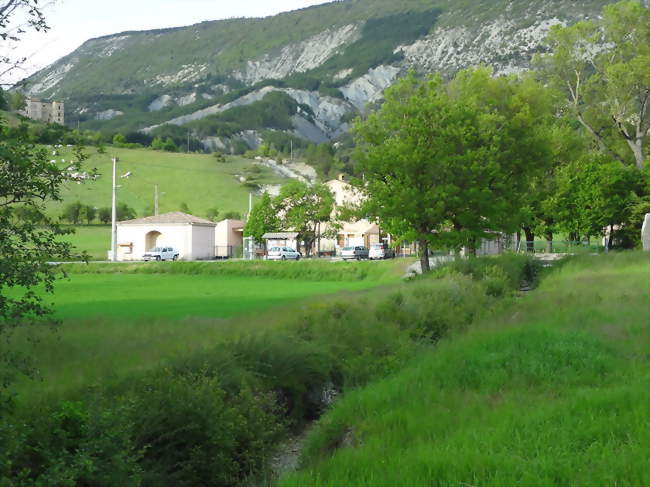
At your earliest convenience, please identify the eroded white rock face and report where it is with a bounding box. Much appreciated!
[233,24,362,84]
[340,65,401,111]
[397,17,566,75]
[148,95,174,112]
[151,64,209,87]
[95,109,124,121]
[25,62,76,96]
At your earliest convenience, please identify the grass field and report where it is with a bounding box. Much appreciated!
[59,224,111,260]
[46,146,287,219]
[7,259,409,402]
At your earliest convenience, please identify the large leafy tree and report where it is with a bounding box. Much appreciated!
[535,0,650,169]
[353,69,553,272]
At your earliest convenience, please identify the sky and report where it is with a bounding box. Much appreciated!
[3,0,333,84]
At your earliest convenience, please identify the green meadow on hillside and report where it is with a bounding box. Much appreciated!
[279,252,650,487]
[45,147,287,220]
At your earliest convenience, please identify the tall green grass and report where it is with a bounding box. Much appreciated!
[61,258,411,282]
[279,252,650,486]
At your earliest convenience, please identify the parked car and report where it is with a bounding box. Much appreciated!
[267,247,301,261]
[341,246,369,260]
[369,243,395,260]
[143,247,179,261]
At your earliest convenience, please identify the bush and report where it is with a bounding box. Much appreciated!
[124,370,281,487]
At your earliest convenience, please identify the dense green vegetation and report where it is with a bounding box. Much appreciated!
[279,252,650,486]
[189,92,306,138]
[2,254,536,485]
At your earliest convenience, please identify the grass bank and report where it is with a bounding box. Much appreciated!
[279,251,650,486]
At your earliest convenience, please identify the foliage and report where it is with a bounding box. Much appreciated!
[189,92,300,138]
[61,201,97,224]
[98,207,111,224]
[353,69,553,271]
[274,181,336,257]
[117,202,136,221]
[0,120,85,366]
[179,202,190,214]
[244,192,279,244]
[551,154,642,246]
[536,0,650,169]
[206,207,220,221]
[221,210,242,220]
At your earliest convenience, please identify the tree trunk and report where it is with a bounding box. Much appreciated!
[608,224,615,251]
[523,227,535,253]
[419,240,430,274]
[626,138,646,170]
[545,231,553,253]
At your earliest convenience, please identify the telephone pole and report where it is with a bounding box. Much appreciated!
[110,157,118,262]
[154,184,159,216]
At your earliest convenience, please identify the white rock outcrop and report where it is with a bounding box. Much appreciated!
[95,109,124,121]
[233,24,362,84]
[340,65,401,111]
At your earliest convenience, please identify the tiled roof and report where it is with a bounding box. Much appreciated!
[119,212,216,225]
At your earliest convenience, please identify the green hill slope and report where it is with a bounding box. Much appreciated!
[279,253,650,486]
[47,147,287,218]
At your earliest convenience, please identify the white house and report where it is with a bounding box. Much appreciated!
[215,219,245,258]
[113,212,216,261]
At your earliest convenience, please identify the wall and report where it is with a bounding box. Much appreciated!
[191,224,217,260]
[115,224,192,261]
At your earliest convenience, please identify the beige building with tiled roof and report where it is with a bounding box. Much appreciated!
[114,212,216,261]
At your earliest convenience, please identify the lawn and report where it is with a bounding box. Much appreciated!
[59,224,111,260]
[45,146,287,219]
[7,259,408,402]
[46,273,379,320]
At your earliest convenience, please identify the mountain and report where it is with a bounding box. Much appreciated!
[19,0,617,152]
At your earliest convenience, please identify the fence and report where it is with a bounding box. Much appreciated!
[515,241,603,254]
[215,245,243,259]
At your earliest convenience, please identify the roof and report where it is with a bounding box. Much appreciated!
[262,232,299,239]
[119,212,216,226]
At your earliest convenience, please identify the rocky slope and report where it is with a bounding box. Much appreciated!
[18,0,617,150]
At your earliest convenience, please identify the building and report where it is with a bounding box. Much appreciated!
[20,98,65,125]
[112,212,216,261]
[215,219,245,258]
[262,232,299,251]
[319,175,380,253]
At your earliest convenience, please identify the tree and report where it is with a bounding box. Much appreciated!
[353,69,553,272]
[535,0,650,169]
[1,0,49,82]
[244,193,279,244]
[61,201,83,224]
[84,205,96,224]
[206,207,220,222]
[1,120,85,378]
[151,136,164,151]
[274,181,334,257]
[179,202,191,214]
[116,203,135,221]
[162,137,178,152]
[552,154,642,247]
[112,133,127,147]
[222,210,243,220]
[98,207,111,224]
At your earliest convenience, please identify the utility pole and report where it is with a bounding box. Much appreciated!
[111,157,118,262]
[154,184,159,216]
[248,192,253,220]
